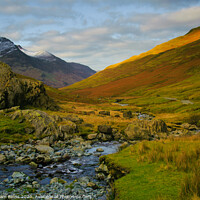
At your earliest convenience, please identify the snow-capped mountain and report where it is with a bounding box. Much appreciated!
[0,37,96,88]
[18,45,56,61]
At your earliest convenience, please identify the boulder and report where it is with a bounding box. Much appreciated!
[64,115,83,124]
[98,125,112,134]
[97,133,113,141]
[10,109,61,142]
[87,134,97,140]
[59,121,78,139]
[0,154,6,163]
[35,145,54,154]
[11,172,27,184]
[124,119,168,140]
[29,162,38,168]
[0,62,58,110]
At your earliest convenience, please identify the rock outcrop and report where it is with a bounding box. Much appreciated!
[0,62,58,110]
[124,119,168,140]
[9,109,80,144]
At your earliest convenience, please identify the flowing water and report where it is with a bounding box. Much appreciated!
[0,141,120,191]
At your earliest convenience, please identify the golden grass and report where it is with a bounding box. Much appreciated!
[45,100,134,133]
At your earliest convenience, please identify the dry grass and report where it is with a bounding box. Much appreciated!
[134,135,200,172]
[180,165,200,199]
[46,100,134,133]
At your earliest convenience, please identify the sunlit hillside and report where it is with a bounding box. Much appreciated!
[61,27,200,98]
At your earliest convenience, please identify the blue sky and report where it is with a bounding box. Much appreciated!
[0,0,200,70]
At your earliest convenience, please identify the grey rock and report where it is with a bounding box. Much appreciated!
[0,62,58,110]
[87,134,97,140]
[11,172,27,184]
[98,125,112,134]
[35,145,54,154]
[15,156,31,164]
[96,148,104,152]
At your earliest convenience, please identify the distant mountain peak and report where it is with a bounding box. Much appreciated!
[18,45,56,61]
[0,37,96,88]
[33,51,56,61]
[0,37,17,56]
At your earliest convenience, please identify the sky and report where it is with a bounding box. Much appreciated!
[0,0,200,71]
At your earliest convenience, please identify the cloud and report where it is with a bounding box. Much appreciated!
[141,6,200,31]
[23,24,156,70]
[0,0,200,70]
[1,32,22,41]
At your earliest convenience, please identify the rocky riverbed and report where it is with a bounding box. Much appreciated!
[0,139,121,199]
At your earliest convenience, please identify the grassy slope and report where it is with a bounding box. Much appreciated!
[66,39,200,97]
[61,27,200,94]
[103,136,200,200]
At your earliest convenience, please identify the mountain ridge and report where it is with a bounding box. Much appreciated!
[0,37,96,88]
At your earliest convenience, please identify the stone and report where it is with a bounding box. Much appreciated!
[62,152,70,160]
[97,133,113,141]
[87,182,98,189]
[15,156,31,164]
[95,164,109,174]
[96,173,106,180]
[35,155,45,164]
[60,121,78,137]
[11,172,27,184]
[29,162,38,168]
[78,176,90,187]
[87,134,97,140]
[50,177,59,184]
[64,115,83,124]
[98,125,112,134]
[35,145,54,154]
[96,148,104,152]
[0,154,6,163]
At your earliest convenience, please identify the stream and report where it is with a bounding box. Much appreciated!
[0,141,120,199]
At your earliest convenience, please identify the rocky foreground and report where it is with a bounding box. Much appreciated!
[0,138,121,200]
